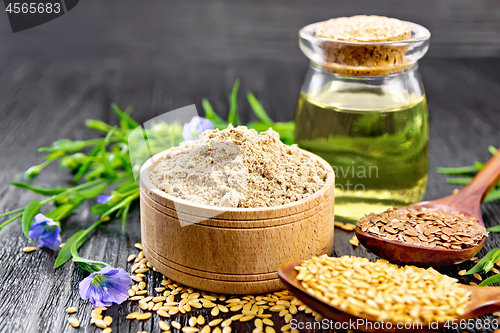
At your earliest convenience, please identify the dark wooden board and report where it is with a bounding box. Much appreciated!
[0,1,500,332]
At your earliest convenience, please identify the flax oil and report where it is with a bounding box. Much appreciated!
[295,88,429,223]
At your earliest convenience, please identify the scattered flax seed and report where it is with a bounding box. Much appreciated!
[493,268,500,274]
[262,319,274,326]
[59,243,65,248]
[334,222,356,231]
[23,246,37,253]
[68,318,79,328]
[103,329,112,333]
[473,273,482,281]
[334,221,344,228]
[137,313,151,320]
[66,307,77,314]
[209,319,223,327]
[358,206,487,249]
[127,254,136,262]
[103,316,113,326]
[265,327,275,333]
[159,321,170,331]
[221,319,232,327]
[172,321,181,329]
[349,235,359,247]
[122,243,326,333]
[94,319,107,329]
[470,282,478,286]
[134,243,143,250]
[240,315,255,322]
[458,270,467,276]
[126,312,140,320]
[296,255,471,323]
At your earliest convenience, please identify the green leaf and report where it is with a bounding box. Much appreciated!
[86,119,113,134]
[45,199,84,221]
[202,98,224,123]
[21,200,42,238]
[73,145,101,183]
[76,182,110,199]
[247,92,273,124]
[10,181,67,196]
[466,249,500,274]
[112,104,140,129]
[479,273,500,286]
[436,165,479,175]
[227,80,241,126]
[485,189,500,203]
[487,224,500,232]
[121,202,131,234]
[39,139,99,153]
[489,146,498,155]
[445,177,473,185]
[101,128,118,178]
[54,230,86,269]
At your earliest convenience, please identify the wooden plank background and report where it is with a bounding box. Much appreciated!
[0,1,500,332]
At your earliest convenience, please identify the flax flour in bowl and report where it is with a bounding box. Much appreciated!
[140,125,335,294]
[148,125,327,208]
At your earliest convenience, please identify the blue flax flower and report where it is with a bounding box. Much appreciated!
[79,266,130,307]
[96,195,112,204]
[28,214,61,250]
[182,116,214,141]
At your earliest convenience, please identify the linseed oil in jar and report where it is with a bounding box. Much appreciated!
[296,16,431,223]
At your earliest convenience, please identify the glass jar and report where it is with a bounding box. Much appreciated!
[295,21,431,223]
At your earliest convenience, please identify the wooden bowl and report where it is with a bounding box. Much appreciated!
[139,148,335,294]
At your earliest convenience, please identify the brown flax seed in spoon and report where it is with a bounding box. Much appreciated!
[356,149,500,266]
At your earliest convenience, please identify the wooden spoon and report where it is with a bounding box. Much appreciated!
[356,149,500,266]
[278,259,500,333]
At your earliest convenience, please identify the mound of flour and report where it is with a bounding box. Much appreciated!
[148,125,326,208]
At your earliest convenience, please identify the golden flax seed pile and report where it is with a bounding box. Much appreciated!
[296,255,472,324]
[149,126,326,208]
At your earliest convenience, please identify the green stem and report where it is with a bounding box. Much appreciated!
[0,207,24,218]
[0,213,23,230]
[436,165,478,175]
[70,189,139,272]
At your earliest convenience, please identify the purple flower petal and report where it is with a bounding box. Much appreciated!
[28,214,61,250]
[79,266,131,307]
[28,221,47,239]
[182,116,214,141]
[96,195,112,204]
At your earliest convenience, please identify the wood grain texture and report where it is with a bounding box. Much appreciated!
[0,1,499,332]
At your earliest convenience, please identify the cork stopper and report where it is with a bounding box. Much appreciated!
[313,15,413,76]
